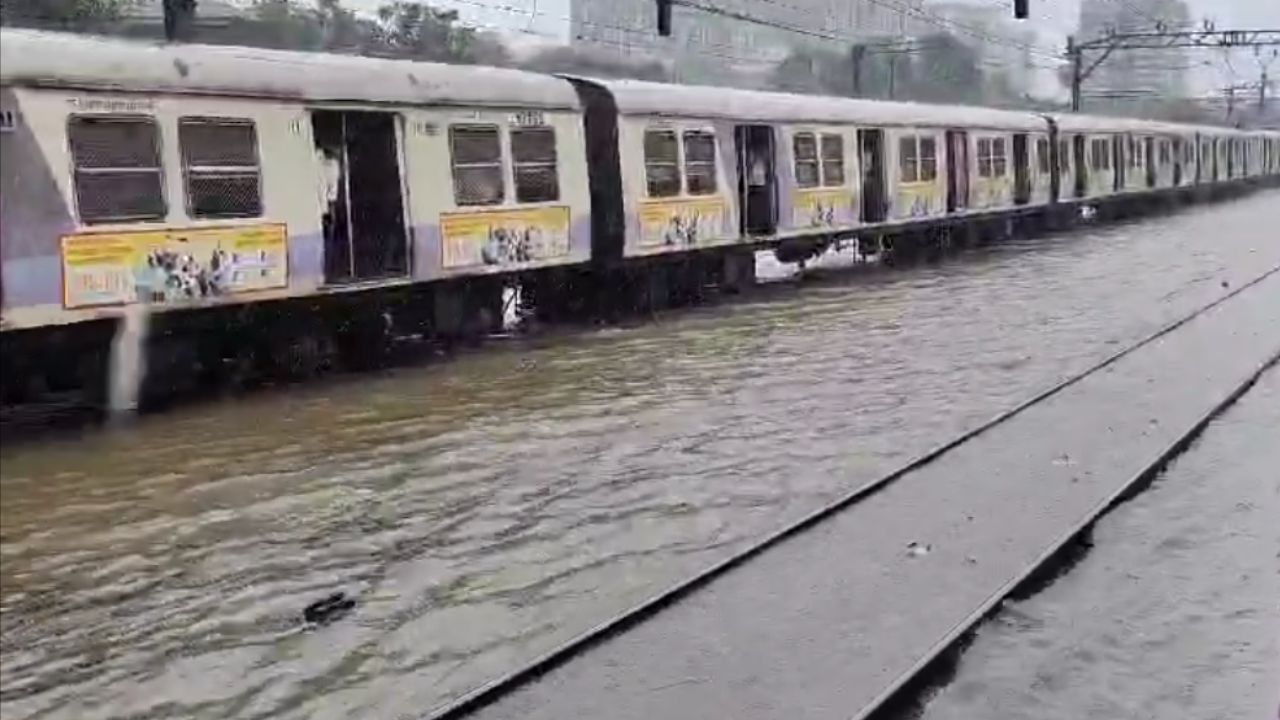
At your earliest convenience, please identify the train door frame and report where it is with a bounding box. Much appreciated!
[1194,135,1202,184]
[311,109,410,285]
[945,129,970,213]
[1047,124,1061,204]
[1172,137,1183,186]
[734,124,778,237]
[1112,135,1125,192]
[1012,133,1031,205]
[857,128,887,223]
[1144,136,1156,188]
[1072,134,1087,198]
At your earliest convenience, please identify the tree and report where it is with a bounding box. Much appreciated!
[4,0,513,67]
[770,50,824,95]
[372,2,491,63]
[0,0,128,31]
[907,33,984,104]
[768,45,895,99]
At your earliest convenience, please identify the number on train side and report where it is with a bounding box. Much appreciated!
[510,110,546,128]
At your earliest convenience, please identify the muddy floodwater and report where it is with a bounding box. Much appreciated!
[2,192,1279,720]
[916,366,1280,720]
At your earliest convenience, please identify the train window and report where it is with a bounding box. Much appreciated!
[899,136,920,183]
[820,134,845,186]
[992,138,1007,177]
[644,129,680,198]
[1059,139,1071,176]
[919,137,937,181]
[898,135,936,183]
[683,131,717,195]
[1090,138,1110,171]
[511,127,559,203]
[793,132,820,188]
[68,116,166,224]
[451,125,505,206]
[179,118,261,219]
[1036,138,1050,174]
[1158,142,1170,166]
[977,138,992,177]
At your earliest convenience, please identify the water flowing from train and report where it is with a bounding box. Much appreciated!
[106,304,150,416]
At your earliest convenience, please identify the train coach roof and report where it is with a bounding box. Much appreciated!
[568,77,1046,131]
[1050,113,1246,137]
[0,29,581,110]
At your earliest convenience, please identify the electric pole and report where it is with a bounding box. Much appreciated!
[1067,28,1280,113]
[1258,48,1277,113]
[850,45,866,98]
[163,0,197,41]
[1068,36,1082,112]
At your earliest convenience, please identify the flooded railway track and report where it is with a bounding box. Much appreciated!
[2,191,1278,720]
[428,265,1280,720]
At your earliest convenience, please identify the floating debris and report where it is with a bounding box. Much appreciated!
[304,592,356,625]
[905,541,932,558]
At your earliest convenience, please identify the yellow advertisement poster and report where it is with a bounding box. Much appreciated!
[638,197,728,248]
[61,223,288,309]
[440,205,571,269]
[970,176,1012,210]
[793,188,855,228]
[895,184,943,218]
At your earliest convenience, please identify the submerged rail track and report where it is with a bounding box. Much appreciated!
[427,265,1280,720]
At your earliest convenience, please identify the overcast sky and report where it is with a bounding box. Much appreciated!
[392,0,1280,41]
[344,0,1279,96]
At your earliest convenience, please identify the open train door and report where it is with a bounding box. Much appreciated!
[734,125,777,236]
[1012,133,1031,205]
[945,129,970,213]
[858,129,886,223]
[312,110,408,284]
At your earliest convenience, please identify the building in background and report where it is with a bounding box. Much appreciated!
[1076,0,1192,114]
[929,2,1039,99]
[569,0,932,87]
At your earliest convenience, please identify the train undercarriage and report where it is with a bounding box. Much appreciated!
[1,176,1272,429]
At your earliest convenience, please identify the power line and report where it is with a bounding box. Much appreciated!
[444,0,1065,71]
[670,0,1066,61]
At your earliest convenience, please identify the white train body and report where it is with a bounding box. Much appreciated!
[2,29,1278,334]
[0,30,592,330]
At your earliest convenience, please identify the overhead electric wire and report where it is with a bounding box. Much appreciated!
[437,0,1066,72]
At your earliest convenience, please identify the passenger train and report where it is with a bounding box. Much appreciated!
[2,29,1278,406]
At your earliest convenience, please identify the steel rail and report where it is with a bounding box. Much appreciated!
[427,263,1280,720]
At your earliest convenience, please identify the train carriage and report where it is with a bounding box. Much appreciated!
[1048,115,1242,200]
[1,28,1276,412]
[0,29,593,332]
[565,77,1057,262]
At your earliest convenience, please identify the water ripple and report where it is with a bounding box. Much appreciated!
[3,193,1279,719]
